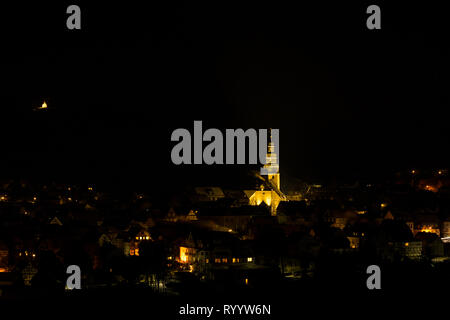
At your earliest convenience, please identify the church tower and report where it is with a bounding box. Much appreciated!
[262,129,280,191]
[245,128,285,216]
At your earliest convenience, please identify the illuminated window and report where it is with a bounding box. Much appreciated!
[247,257,253,262]
[135,248,139,256]
[130,249,135,256]
[215,258,220,263]
[206,258,209,264]
[232,258,236,263]
[405,242,409,247]
[222,258,227,263]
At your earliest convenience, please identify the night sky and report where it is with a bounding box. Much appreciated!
[0,1,449,188]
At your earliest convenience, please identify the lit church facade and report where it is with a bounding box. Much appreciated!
[245,131,287,215]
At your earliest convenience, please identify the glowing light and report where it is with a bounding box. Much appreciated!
[180,247,189,263]
[405,242,409,247]
[247,257,253,262]
[424,185,438,192]
[245,278,249,285]
[0,268,7,273]
[420,226,437,234]
[380,203,387,208]
[39,101,48,109]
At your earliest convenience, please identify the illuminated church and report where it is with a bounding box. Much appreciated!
[244,130,287,215]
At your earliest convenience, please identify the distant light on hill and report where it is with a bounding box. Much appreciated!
[34,101,48,111]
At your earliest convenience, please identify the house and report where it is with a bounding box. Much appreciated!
[196,204,270,234]
[325,209,358,230]
[415,232,444,258]
[375,220,422,261]
[49,216,63,226]
[0,241,8,273]
[194,187,225,202]
[276,201,310,225]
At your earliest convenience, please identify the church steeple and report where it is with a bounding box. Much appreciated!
[262,128,280,190]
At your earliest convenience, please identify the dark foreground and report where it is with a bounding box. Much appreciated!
[1,273,447,319]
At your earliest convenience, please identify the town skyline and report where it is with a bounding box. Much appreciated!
[1,1,449,317]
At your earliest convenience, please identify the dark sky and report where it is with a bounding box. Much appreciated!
[0,1,449,187]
